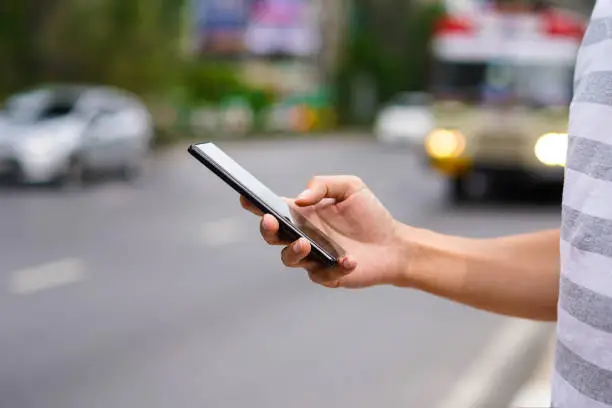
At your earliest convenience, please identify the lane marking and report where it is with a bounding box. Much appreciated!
[201,217,246,247]
[435,318,549,408]
[9,258,86,295]
[509,335,556,408]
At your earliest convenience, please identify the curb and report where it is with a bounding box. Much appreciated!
[436,319,556,408]
[509,334,556,407]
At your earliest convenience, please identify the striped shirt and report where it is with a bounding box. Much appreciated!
[554,1,612,406]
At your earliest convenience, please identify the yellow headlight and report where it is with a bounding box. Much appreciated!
[534,132,568,166]
[425,129,466,159]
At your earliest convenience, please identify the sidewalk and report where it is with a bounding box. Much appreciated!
[509,335,556,407]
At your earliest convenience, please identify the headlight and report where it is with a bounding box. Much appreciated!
[425,128,466,159]
[21,137,59,158]
[534,132,568,166]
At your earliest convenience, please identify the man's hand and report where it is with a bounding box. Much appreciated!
[239,174,561,320]
[239,176,409,289]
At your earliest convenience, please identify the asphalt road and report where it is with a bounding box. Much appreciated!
[0,137,560,408]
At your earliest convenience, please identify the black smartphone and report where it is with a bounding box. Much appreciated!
[188,142,345,267]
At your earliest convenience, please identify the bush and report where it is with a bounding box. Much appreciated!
[181,61,246,106]
[180,61,274,109]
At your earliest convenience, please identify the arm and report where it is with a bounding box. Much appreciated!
[399,226,560,321]
[240,176,561,322]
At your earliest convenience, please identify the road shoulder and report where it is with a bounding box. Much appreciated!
[509,334,556,407]
[437,319,555,408]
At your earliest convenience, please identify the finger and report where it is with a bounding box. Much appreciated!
[295,176,366,206]
[292,260,321,271]
[240,196,264,216]
[259,214,287,245]
[280,238,311,267]
[307,256,358,288]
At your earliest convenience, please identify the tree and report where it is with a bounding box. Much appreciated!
[0,0,187,100]
[333,0,445,125]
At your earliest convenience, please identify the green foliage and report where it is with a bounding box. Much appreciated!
[179,61,275,116]
[0,0,186,99]
[406,1,447,91]
[181,62,248,106]
[334,1,446,125]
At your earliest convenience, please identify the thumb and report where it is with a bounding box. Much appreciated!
[295,175,365,206]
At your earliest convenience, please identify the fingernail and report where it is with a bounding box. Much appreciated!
[293,240,303,254]
[342,257,356,269]
[297,189,311,200]
[264,215,277,229]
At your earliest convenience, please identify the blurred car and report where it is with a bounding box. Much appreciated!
[423,102,568,202]
[0,84,154,187]
[374,92,435,149]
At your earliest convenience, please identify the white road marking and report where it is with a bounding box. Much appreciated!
[201,217,246,247]
[9,258,86,295]
[435,318,551,408]
[509,335,556,408]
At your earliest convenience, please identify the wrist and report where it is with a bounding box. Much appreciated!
[391,222,470,290]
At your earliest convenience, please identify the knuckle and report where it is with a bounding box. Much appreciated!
[347,175,363,187]
[308,176,321,188]
[309,175,329,187]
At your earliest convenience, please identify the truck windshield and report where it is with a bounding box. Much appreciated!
[430,60,573,107]
[430,61,486,102]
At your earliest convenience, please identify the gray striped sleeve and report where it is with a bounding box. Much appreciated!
[555,6,612,406]
[582,18,612,47]
[573,71,612,106]
[562,206,612,259]
[555,340,612,405]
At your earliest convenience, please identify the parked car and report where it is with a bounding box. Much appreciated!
[374,92,435,149]
[0,84,154,187]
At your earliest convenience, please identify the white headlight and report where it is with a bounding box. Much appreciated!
[534,132,568,166]
[22,137,58,158]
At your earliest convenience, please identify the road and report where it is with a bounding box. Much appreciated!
[0,137,559,408]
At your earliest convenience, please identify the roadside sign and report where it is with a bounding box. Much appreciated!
[194,0,251,55]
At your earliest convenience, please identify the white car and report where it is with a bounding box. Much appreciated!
[374,92,435,148]
[0,84,154,187]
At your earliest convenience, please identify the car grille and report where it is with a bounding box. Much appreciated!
[474,133,530,162]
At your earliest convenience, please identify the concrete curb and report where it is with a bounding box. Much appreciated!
[510,334,556,407]
[436,319,556,408]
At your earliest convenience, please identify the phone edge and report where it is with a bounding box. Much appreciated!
[187,143,338,267]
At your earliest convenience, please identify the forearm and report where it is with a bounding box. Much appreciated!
[398,226,560,321]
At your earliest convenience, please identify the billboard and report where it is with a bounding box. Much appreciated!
[192,0,320,57]
[245,0,321,57]
[193,0,251,55]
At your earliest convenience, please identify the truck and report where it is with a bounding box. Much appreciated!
[423,2,586,202]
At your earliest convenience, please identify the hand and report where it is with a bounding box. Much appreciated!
[239,176,409,289]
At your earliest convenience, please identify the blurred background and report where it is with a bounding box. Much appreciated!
[0,0,595,407]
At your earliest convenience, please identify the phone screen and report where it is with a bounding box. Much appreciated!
[193,143,345,260]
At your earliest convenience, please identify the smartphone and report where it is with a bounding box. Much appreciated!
[188,142,345,267]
